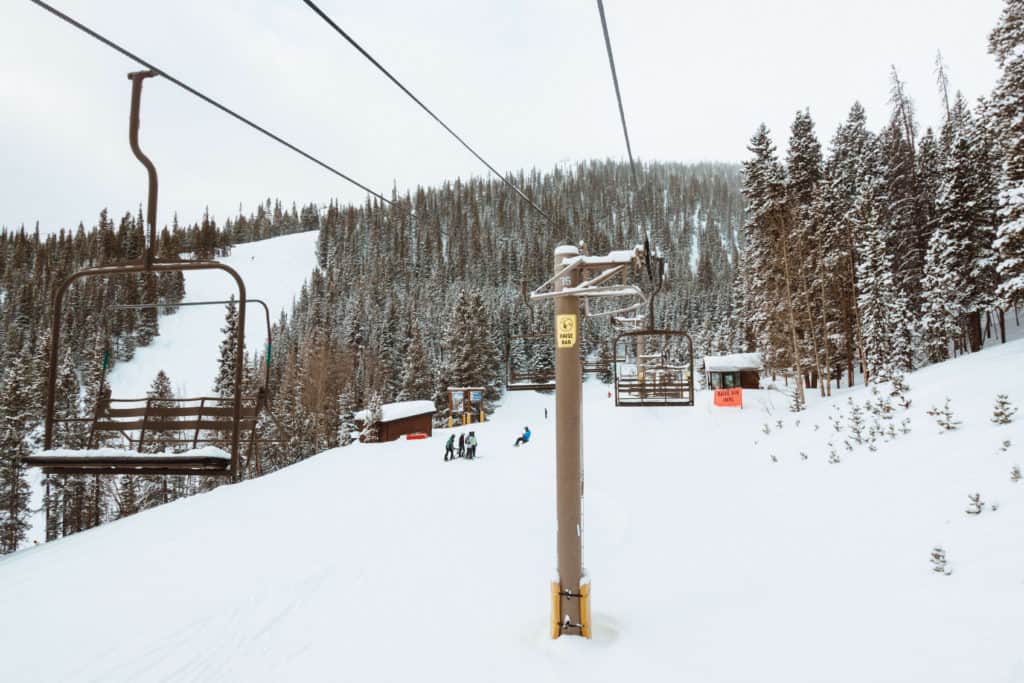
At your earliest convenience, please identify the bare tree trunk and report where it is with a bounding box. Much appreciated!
[846,249,869,385]
[816,250,833,397]
[999,308,1007,344]
[776,213,805,407]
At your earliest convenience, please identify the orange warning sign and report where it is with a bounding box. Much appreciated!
[713,387,743,408]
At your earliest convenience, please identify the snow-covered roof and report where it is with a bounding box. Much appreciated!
[355,400,436,423]
[30,446,230,461]
[702,353,763,372]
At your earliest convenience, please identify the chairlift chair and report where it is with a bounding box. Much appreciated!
[613,329,695,407]
[506,332,556,391]
[25,70,272,480]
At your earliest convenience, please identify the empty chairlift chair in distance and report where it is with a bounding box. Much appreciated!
[613,329,695,407]
[506,332,557,391]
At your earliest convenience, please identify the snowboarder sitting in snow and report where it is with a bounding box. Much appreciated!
[466,431,478,459]
[514,426,531,447]
[458,432,466,459]
[444,433,455,462]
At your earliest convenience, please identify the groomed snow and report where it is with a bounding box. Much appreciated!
[354,400,436,423]
[5,337,1024,681]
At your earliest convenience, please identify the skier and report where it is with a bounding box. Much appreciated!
[514,426,531,447]
[444,433,455,462]
[466,431,478,459]
[458,432,466,459]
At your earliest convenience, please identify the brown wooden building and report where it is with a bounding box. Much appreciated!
[702,353,762,390]
[356,400,435,442]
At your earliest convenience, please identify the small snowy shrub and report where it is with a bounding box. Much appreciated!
[890,375,912,410]
[761,423,771,435]
[789,387,805,413]
[1011,465,1021,483]
[769,454,778,463]
[799,451,808,461]
[775,419,784,430]
[1000,439,1011,453]
[991,394,1017,425]
[847,399,865,444]
[828,449,840,464]
[927,398,961,431]
[965,493,984,515]
[930,546,951,575]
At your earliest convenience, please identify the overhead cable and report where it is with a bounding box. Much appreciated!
[27,0,403,212]
[595,0,638,189]
[301,0,558,228]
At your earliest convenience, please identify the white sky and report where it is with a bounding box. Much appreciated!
[0,0,1005,234]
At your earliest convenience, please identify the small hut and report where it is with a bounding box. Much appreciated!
[702,353,762,390]
[355,400,435,442]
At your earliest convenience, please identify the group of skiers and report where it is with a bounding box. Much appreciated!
[444,431,477,461]
[443,426,533,461]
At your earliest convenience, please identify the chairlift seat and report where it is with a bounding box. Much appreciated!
[25,447,232,476]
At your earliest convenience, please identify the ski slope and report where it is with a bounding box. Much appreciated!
[106,230,321,398]
[4,336,1024,681]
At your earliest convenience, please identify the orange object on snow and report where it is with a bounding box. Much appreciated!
[405,432,429,440]
[713,387,743,408]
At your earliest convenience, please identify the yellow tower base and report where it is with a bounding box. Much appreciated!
[550,580,591,639]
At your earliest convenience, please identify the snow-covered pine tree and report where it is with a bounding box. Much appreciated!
[135,272,160,347]
[927,398,962,431]
[965,492,985,514]
[397,325,433,401]
[930,546,951,574]
[361,391,383,443]
[743,123,805,407]
[214,296,239,400]
[852,137,914,382]
[989,0,1024,309]
[0,354,35,554]
[991,394,1017,424]
[336,389,358,447]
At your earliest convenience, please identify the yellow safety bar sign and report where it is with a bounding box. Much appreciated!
[556,314,577,348]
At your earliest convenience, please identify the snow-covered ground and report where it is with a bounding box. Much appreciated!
[106,230,320,398]
[4,332,1024,681]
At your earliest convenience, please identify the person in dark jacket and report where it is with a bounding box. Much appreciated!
[514,426,531,447]
[444,433,455,461]
[466,431,478,459]
[458,432,466,458]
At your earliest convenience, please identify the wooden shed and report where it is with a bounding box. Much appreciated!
[356,400,435,442]
[702,353,762,390]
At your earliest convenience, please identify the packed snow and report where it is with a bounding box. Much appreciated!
[4,335,1024,681]
[105,230,320,398]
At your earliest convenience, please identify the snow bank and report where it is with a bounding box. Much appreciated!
[355,400,436,423]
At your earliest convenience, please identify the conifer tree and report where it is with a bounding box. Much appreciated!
[397,326,433,401]
[0,356,35,554]
[990,0,1024,308]
[214,296,239,399]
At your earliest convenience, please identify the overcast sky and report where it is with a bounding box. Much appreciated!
[0,0,1005,234]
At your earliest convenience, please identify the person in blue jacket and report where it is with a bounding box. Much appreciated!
[514,426,531,447]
